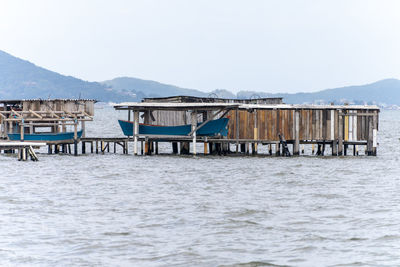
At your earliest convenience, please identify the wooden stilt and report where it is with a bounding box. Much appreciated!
[294,110,300,155]
[338,113,343,156]
[172,142,178,154]
[134,111,139,155]
[191,111,197,155]
[73,122,78,156]
[275,143,280,156]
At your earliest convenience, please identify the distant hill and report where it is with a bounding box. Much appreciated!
[238,79,400,105]
[102,77,208,98]
[1,49,399,106]
[0,50,134,102]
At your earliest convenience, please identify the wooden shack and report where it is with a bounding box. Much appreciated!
[0,99,96,155]
[142,96,283,126]
[115,96,379,156]
[227,104,379,156]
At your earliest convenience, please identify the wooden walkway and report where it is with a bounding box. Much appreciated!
[0,141,46,161]
[78,137,369,156]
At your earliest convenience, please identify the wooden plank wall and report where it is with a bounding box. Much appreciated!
[22,100,95,116]
[227,109,379,141]
[147,110,204,126]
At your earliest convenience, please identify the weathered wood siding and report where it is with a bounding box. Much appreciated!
[227,109,379,141]
[21,100,95,116]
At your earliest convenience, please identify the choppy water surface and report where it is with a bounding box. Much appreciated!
[0,109,400,266]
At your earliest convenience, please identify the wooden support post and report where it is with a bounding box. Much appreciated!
[96,141,99,154]
[235,109,239,154]
[155,142,159,155]
[240,143,245,153]
[204,142,208,155]
[338,112,343,156]
[107,142,110,153]
[372,111,378,156]
[311,144,315,155]
[245,142,249,155]
[294,110,300,155]
[316,144,321,155]
[101,141,105,154]
[367,117,373,156]
[191,111,197,155]
[301,145,305,154]
[114,142,116,153]
[134,110,139,155]
[332,140,337,156]
[81,121,86,138]
[91,141,94,153]
[145,141,150,155]
[61,144,66,154]
[48,144,52,154]
[172,142,178,154]
[275,142,280,156]
[269,144,272,155]
[344,144,348,156]
[55,145,59,154]
[20,123,24,142]
[74,140,78,156]
[125,141,128,154]
[81,142,86,154]
[216,143,222,155]
[253,110,258,154]
[73,122,78,156]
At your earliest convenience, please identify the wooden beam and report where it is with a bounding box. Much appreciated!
[29,109,43,119]
[10,109,22,118]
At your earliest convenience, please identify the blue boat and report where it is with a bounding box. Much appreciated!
[118,118,229,137]
[8,130,84,142]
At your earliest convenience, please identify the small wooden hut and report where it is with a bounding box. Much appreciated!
[0,99,96,154]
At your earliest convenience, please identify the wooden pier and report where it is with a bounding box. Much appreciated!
[107,98,380,157]
[0,141,46,161]
[0,96,380,159]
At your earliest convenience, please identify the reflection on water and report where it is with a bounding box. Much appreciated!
[0,109,399,266]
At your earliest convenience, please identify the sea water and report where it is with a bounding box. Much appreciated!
[0,109,399,266]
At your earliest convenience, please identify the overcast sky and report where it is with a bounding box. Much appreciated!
[0,0,399,93]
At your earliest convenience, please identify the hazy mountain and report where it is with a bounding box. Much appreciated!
[0,50,135,102]
[251,79,400,105]
[1,49,399,106]
[102,77,207,98]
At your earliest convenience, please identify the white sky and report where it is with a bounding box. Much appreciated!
[0,0,399,93]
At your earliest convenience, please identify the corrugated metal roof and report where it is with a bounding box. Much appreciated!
[114,102,240,110]
[0,99,97,103]
[114,102,380,111]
